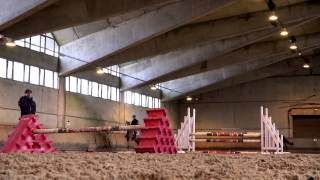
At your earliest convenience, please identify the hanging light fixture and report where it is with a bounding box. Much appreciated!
[280,28,288,37]
[186,96,193,102]
[5,38,16,47]
[96,67,104,74]
[266,0,277,26]
[302,58,310,69]
[303,63,310,69]
[289,36,297,51]
[268,12,278,22]
[289,43,298,50]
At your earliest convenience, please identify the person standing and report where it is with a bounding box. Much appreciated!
[126,115,139,142]
[130,115,138,126]
[18,89,36,116]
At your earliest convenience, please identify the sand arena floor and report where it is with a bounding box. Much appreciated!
[0,152,319,180]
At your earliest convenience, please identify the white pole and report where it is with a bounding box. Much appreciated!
[261,106,264,152]
[192,108,196,152]
[188,107,191,151]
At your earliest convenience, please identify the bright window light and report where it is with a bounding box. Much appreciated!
[88,81,92,95]
[92,82,99,97]
[125,91,132,104]
[39,69,44,86]
[44,70,53,88]
[13,62,24,82]
[24,65,30,82]
[30,66,39,85]
[65,77,70,91]
[148,96,153,108]
[14,40,24,47]
[101,85,108,99]
[81,79,89,95]
[69,76,78,93]
[6,61,13,79]
[141,95,146,107]
[0,58,7,78]
[77,78,81,93]
[53,72,58,89]
[134,93,141,106]
[111,87,117,101]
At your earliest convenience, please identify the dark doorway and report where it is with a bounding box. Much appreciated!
[292,115,320,138]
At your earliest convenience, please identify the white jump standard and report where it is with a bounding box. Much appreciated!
[175,108,195,152]
[260,106,284,153]
[176,106,284,153]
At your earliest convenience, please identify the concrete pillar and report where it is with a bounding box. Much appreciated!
[119,91,125,124]
[57,76,66,128]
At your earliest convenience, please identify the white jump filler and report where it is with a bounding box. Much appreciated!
[175,106,284,153]
[260,106,284,153]
[175,107,195,152]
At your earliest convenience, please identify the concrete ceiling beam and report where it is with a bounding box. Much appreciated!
[2,0,176,39]
[120,3,320,90]
[161,33,320,101]
[0,0,57,31]
[188,54,320,97]
[58,0,237,76]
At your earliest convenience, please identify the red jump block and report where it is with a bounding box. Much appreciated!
[146,108,167,118]
[1,115,56,153]
[135,108,177,154]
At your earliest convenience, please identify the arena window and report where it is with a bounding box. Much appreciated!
[124,91,161,108]
[0,58,58,89]
[103,65,120,77]
[65,76,120,102]
[15,33,60,58]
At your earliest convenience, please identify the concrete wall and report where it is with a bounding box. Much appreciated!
[0,77,180,151]
[178,76,320,150]
[0,45,181,151]
[0,78,151,151]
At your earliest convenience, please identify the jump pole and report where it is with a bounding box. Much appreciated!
[33,125,148,134]
[191,132,261,138]
[191,139,261,143]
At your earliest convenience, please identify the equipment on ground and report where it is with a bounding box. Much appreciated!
[1,109,177,154]
[175,106,284,153]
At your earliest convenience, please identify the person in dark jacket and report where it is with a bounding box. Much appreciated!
[131,115,139,126]
[126,115,139,142]
[18,89,36,116]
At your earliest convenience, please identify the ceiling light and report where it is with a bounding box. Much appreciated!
[96,67,104,74]
[289,43,297,50]
[268,12,278,22]
[280,28,288,37]
[186,96,193,102]
[5,38,16,47]
[303,63,310,69]
[289,36,298,51]
[150,85,157,90]
[303,59,310,69]
[289,43,298,50]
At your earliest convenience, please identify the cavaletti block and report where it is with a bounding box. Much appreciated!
[1,115,56,153]
[135,108,177,154]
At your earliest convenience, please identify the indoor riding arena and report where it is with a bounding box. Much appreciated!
[0,0,320,179]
